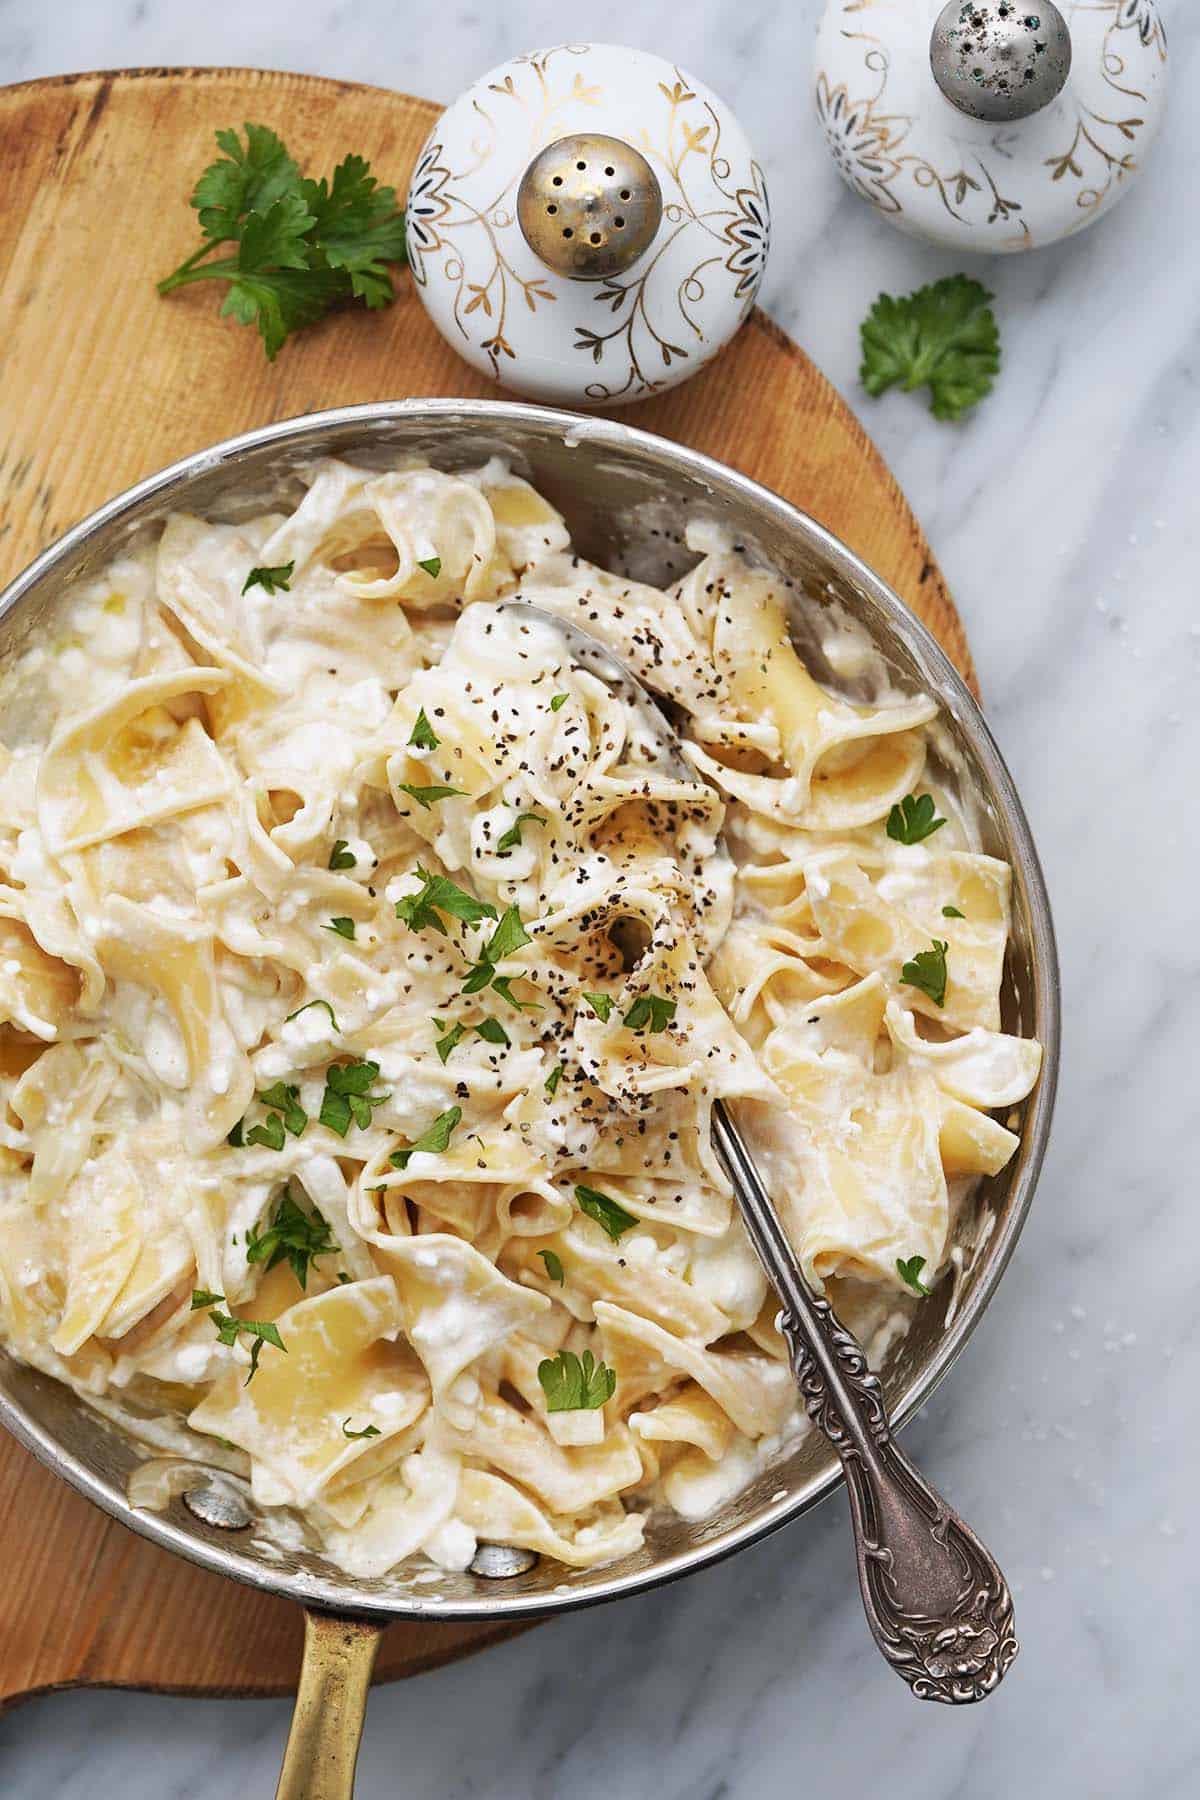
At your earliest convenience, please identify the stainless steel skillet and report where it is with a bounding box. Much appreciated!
[0,402,1059,1794]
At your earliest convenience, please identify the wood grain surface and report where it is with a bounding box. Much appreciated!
[0,65,972,1711]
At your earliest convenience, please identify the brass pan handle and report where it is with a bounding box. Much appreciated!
[276,1610,385,1800]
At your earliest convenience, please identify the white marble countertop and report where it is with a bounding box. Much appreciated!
[0,4,1194,1796]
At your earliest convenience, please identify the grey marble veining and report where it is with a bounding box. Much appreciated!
[0,3,1196,1797]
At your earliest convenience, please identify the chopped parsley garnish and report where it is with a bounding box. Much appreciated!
[860,275,1000,423]
[942,905,965,919]
[496,811,547,857]
[396,781,466,811]
[328,839,356,870]
[157,123,408,360]
[319,1060,389,1136]
[389,1104,462,1170]
[284,997,341,1032]
[900,939,949,1009]
[257,1081,307,1137]
[246,1190,339,1289]
[461,906,538,1010]
[324,916,356,940]
[897,1254,932,1297]
[538,1248,565,1286]
[191,1288,225,1310]
[574,1183,637,1242]
[395,865,497,935]
[433,1018,467,1063]
[342,1417,381,1439]
[549,693,568,712]
[408,708,439,751]
[622,994,677,1034]
[537,1348,615,1412]
[245,1114,286,1152]
[241,560,294,595]
[209,1311,287,1384]
[544,1062,564,1099]
[582,991,615,1022]
[886,793,946,846]
[475,1016,510,1047]
[417,555,442,580]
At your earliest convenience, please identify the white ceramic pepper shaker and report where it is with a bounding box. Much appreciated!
[814,1,1168,252]
[405,43,770,406]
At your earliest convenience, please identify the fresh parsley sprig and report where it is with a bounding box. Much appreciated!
[158,124,408,360]
[622,994,677,1034]
[887,792,946,846]
[537,1348,616,1412]
[860,275,1000,423]
[538,1249,565,1286]
[328,840,356,870]
[900,939,949,1009]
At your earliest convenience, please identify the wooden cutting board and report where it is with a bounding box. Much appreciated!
[0,66,973,1711]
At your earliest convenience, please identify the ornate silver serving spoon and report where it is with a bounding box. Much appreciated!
[506,602,1018,1704]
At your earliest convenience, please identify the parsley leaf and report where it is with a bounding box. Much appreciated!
[158,126,407,360]
[897,1254,932,1297]
[582,991,615,1022]
[298,152,407,307]
[860,275,1000,423]
[246,1190,339,1289]
[417,555,442,579]
[900,939,949,1009]
[491,975,540,1012]
[475,1016,510,1047]
[389,1105,462,1170]
[886,792,947,846]
[245,1113,286,1152]
[544,1062,564,1099]
[538,1249,565,1286]
[408,708,439,751]
[433,1018,468,1063]
[575,1183,637,1242]
[242,560,294,595]
[285,997,341,1032]
[324,916,356,940]
[460,906,537,1009]
[622,994,677,1034]
[486,905,532,962]
[395,866,497,936]
[496,811,547,857]
[549,693,569,712]
[257,1081,307,1137]
[209,1311,287,1383]
[226,1120,245,1147]
[328,839,356,870]
[342,1417,382,1439]
[942,904,965,919]
[191,1288,225,1310]
[319,1060,389,1136]
[537,1348,616,1412]
[396,782,466,810]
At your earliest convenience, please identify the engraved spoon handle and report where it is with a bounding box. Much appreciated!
[712,1101,1017,1703]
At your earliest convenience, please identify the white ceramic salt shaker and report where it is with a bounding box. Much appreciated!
[405,43,770,406]
[814,1,1168,252]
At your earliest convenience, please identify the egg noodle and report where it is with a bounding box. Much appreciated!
[0,459,1041,1576]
